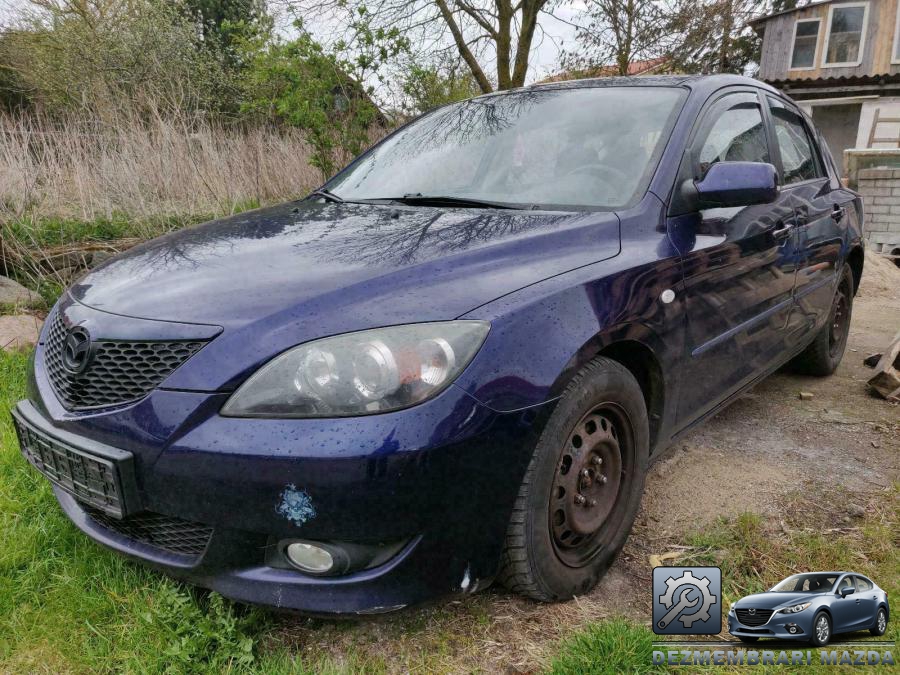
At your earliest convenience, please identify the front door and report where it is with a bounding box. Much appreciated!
[670,90,800,425]
[831,575,861,633]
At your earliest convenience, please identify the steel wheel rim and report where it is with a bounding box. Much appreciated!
[816,616,829,642]
[549,403,633,568]
[828,282,850,359]
[878,611,886,632]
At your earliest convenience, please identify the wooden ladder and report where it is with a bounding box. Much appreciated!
[867,108,900,147]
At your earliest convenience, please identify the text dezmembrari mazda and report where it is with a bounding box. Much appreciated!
[13,75,865,615]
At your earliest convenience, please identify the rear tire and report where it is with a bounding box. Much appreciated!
[871,608,888,636]
[498,356,649,602]
[790,265,854,376]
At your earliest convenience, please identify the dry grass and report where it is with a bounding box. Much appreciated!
[0,111,322,225]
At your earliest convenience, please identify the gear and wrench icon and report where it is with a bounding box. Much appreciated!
[657,570,717,629]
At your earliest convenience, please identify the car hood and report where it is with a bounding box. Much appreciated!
[734,592,822,610]
[71,200,620,329]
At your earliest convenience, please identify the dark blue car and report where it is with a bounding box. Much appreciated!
[729,572,890,646]
[12,75,865,615]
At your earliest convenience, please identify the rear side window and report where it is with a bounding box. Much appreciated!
[856,576,873,591]
[769,98,824,184]
[698,96,771,178]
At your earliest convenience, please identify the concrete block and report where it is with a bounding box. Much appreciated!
[866,204,891,214]
[860,168,894,179]
[872,196,900,205]
[866,187,894,197]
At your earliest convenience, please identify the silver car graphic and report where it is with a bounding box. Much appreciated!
[728,572,890,646]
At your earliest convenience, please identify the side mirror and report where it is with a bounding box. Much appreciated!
[691,162,779,209]
[840,587,855,598]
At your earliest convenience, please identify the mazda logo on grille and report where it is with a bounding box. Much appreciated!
[747,608,756,615]
[63,326,92,374]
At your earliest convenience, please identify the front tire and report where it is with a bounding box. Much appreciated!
[871,608,888,636]
[498,356,649,601]
[810,611,832,647]
[790,265,854,376]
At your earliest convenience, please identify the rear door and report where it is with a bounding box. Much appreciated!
[669,89,800,425]
[766,97,849,344]
[852,575,880,630]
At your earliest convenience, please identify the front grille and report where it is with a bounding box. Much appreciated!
[85,506,213,558]
[45,311,206,410]
[736,608,775,627]
[14,414,126,517]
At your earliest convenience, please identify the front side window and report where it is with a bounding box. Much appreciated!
[771,573,837,592]
[791,19,821,69]
[698,98,771,178]
[856,576,873,591]
[328,87,686,210]
[824,3,868,66]
[769,99,823,184]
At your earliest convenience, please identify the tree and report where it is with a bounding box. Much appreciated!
[400,62,482,114]
[0,0,232,118]
[669,0,765,74]
[287,0,555,93]
[239,20,404,178]
[562,0,678,77]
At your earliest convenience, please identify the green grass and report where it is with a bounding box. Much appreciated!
[2,202,261,249]
[548,619,665,674]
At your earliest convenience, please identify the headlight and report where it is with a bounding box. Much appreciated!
[779,602,811,614]
[221,321,489,418]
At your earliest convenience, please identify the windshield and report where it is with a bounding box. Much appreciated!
[328,86,685,210]
[771,573,837,593]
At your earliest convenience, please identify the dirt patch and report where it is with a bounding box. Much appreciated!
[270,259,900,673]
[858,249,900,300]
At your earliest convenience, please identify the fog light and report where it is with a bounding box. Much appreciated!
[285,542,334,573]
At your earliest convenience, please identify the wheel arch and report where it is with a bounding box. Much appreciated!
[846,245,864,296]
[550,326,673,454]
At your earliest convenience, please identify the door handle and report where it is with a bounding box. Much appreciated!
[773,220,793,242]
[832,205,845,223]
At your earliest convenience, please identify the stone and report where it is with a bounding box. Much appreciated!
[847,503,866,519]
[90,250,115,267]
[0,275,41,306]
[798,391,814,401]
[0,314,41,351]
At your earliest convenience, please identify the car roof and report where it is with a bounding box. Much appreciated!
[522,74,780,96]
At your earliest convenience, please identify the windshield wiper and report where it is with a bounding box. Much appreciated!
[307,188,344,203]
[390,193,526,210]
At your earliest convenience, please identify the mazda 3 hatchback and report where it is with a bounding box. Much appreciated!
[13,75,865,615]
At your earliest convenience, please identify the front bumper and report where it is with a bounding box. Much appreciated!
[728,611,811,641]
[15,378,550,614]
